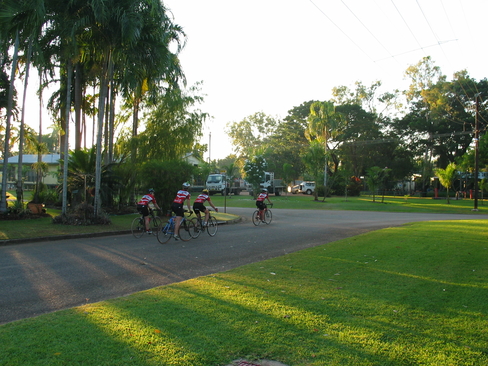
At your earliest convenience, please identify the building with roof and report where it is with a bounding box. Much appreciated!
[0,154,60,189]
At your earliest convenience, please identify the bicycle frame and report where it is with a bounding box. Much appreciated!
[157,211,194,243]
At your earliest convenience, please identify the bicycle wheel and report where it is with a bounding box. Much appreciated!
[151,216,162,233]
[252,210,261,226]
[131,217,145,238]
[190,217,202,239]
[264,209,273,224]
[206,216,218,236]
[178,219,195,242]
[157,220,173,244]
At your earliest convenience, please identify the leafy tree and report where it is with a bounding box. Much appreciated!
[263,103,312,180]
[435,162,457,204]
[334,104,382,177]
[281,163,295,195]
[138,160,195,212]
[306,101,344,197]
[220,162,237,196]
[131,84,208,161]
[396,57,488,192]
[63,147,121,207]
[332,80,403,121]
[226,112,277,158]
[302,140,325,201]
[243,155,267,197]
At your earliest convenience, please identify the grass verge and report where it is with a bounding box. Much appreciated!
[1,220,487,365]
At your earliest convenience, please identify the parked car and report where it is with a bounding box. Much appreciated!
[288,181,302,194]
[288,181,315,194]
[298,181,315,195]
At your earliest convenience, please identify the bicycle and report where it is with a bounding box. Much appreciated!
[157,211,195,244]
[190,210,218,238]
[131,208,162,238]
[252,203,273,226]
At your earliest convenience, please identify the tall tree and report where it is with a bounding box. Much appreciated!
[306,101,343,197]
[226,112,278,158]
[301,140,325,201]
[0,31,19,213]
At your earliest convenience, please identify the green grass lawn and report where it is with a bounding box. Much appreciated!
[213,192,488,214]
[1,219,486,365]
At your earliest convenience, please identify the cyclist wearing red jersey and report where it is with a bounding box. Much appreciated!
[137,188,161,234]
[193,189,218,226]
[256,188,272,222]
[171,182,193,240]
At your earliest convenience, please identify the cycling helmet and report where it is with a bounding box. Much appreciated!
[202,189,209,194]
[148,188,155,193]
[261,188,268,192]
[182,182,191,189]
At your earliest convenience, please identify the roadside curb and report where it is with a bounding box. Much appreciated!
[0,215,242,246]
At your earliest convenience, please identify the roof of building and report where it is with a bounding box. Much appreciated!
[0,154,61,164]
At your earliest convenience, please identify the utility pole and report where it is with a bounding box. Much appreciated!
[473,93,481,211]
[208,132,211,163]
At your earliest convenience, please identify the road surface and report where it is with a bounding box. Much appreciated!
[1,208,486,324]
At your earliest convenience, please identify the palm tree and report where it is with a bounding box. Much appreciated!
[0,0,48,210]
[306,101,343,200]
[302,140,325,201]
[0,30,19,213]
[435,162,457,204]
[366,166,384,203]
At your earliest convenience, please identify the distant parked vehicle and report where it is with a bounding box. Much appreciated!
[288,182,302,194]
[290,181,315,195]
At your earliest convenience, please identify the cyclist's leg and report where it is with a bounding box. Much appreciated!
[252,209,261,226]
[137,204,150,231]
[172,203,184,238]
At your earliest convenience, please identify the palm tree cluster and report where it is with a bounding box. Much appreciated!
[0,0,203,215]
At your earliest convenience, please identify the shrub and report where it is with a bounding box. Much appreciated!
[52,203,112,225]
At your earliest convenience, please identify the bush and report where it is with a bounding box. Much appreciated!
[138,160,196,212]
[52,203,112,225]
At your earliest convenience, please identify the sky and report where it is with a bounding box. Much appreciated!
[162,0,488,160]
[18,0,487,161]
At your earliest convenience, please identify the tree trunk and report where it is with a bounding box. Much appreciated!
[1,31,19,214]
[16,39,33,206]
[74,62,82,150]
[94,50,112,217]
[108,78,116,163]
[35,69,43,203]
[62,61,73,215]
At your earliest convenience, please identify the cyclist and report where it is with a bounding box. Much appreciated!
[256,188,272,222]
[171,182,193,240]
[137,188,161,234]
[193,189,218,226]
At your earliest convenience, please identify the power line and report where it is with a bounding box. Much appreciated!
[391,0,426,56]
[308,0,376,63]
[416,0,450,63]
[340,0,398,64]
[374,39,457,62]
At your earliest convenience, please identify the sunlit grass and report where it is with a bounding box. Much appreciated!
[1,220,487,365]
[213,193,487,214]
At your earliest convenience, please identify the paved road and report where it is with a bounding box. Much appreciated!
[1,208,486,324]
